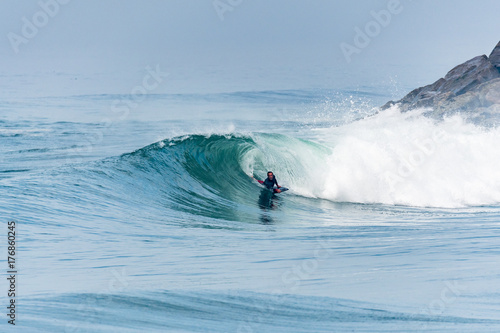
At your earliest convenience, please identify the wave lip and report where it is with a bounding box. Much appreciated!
[301,109,500,208]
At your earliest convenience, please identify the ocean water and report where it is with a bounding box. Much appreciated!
[2,70,500,332]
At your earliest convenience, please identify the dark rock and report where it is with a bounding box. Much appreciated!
[429,77,500,115]
[381,41,500,116]
[489,41,500,70]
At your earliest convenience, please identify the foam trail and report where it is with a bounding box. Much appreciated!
[294,107,500,208]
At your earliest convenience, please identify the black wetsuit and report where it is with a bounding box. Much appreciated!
[262,177,279,189]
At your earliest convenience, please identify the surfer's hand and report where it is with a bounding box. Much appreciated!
[276,189,281,193]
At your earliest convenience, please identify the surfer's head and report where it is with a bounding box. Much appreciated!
[267,171,274,180]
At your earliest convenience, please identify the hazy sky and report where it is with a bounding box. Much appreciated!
[1,0,499,95]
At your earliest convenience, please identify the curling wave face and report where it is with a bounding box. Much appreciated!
[86,109,500,217]
[81,133,331,224]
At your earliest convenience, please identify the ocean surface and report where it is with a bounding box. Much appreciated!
[2,68,500,332]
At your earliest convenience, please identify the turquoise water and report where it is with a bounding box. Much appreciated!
[2,83,500,332]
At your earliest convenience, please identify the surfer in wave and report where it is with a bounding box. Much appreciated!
[254,171,282,193]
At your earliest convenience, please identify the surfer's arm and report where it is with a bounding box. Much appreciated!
[252,176,264,184]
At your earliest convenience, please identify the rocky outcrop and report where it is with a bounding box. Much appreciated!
[382,41,500,118]
[489,41,500,70]
[430,78,500,122]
